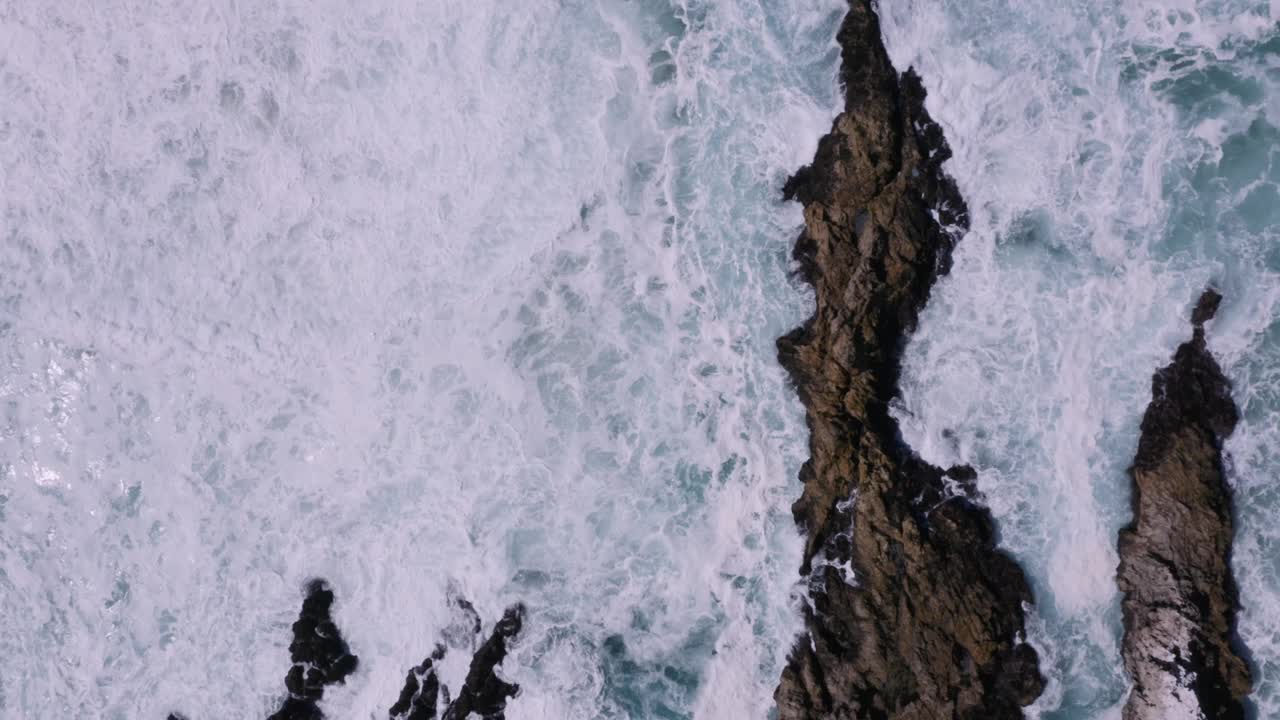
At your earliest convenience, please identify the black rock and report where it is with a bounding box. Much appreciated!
[266,579,359,720]
[389,601,524,720]
[441,604,524,720]
[773,1,1043,717]
[390,644,446,720]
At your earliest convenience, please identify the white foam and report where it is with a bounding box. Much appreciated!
[0,0,844,717]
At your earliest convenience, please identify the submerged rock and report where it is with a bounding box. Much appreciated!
[1117,289,1252,720]
[774,1,1044,717]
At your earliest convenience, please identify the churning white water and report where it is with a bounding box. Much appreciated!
[3,1,1279,719]
[0,1,845,717]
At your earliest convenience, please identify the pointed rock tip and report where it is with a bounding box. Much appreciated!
[1192,287,1223,326]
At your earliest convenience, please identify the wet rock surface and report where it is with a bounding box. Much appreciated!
[390,644,447,720]
[167,583,522,720]
[267,579,360,720]
[440,603,524,720]
[1118,289,1252,720]
[167,580,357,720]
[773,1,1044,717]
[389,601,525,720]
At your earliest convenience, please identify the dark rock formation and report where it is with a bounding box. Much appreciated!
[773,1,1044,717]
[441,604,523,720]
[164,580,358,720]
[1117,289,1252,719]
[390,644,447,720]
[165,584,523,720]
[267,579,360,720]
[389,602,525,720]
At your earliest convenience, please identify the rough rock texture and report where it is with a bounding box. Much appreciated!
[390,602,525,720]
[166,585,522,720]
[441,603,524,720]
[267,579,361,720]
[165,580,358,720]
[1117,289,1253,720]
[773,2,1044,718]
[390,644,447,720]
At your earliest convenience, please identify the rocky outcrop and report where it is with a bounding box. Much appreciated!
[390,645,448,720]
[773,2,1044,717]
[165,580,359,720]
[1117,289,1252,720]
[441,604,524,720]
[267,580,361,720]
[390,602,525,720]
[167,584,524,720]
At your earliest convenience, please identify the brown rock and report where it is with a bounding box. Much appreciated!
[774,2,1044,718]
[1117,288,1252,720]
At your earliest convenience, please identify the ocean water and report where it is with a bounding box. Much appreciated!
[880,1,1279,718]
[0,1,845,718]
[4,1,1279,719]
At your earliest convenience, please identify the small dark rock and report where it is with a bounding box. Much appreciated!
[1192,287,1223,327]
[266,579,359,720]
[392,601,525,720]
[442,604,524,720]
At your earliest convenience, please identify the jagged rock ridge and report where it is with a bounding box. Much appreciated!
[773,1,1044,717]
[1117,289,1253,720]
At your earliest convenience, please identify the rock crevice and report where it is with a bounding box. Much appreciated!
[774,2,1043,718]
[1118,288,1253,720]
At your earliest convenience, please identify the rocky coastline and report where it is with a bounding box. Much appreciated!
[1117,289,1252,720]
[773,1,1045,717]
